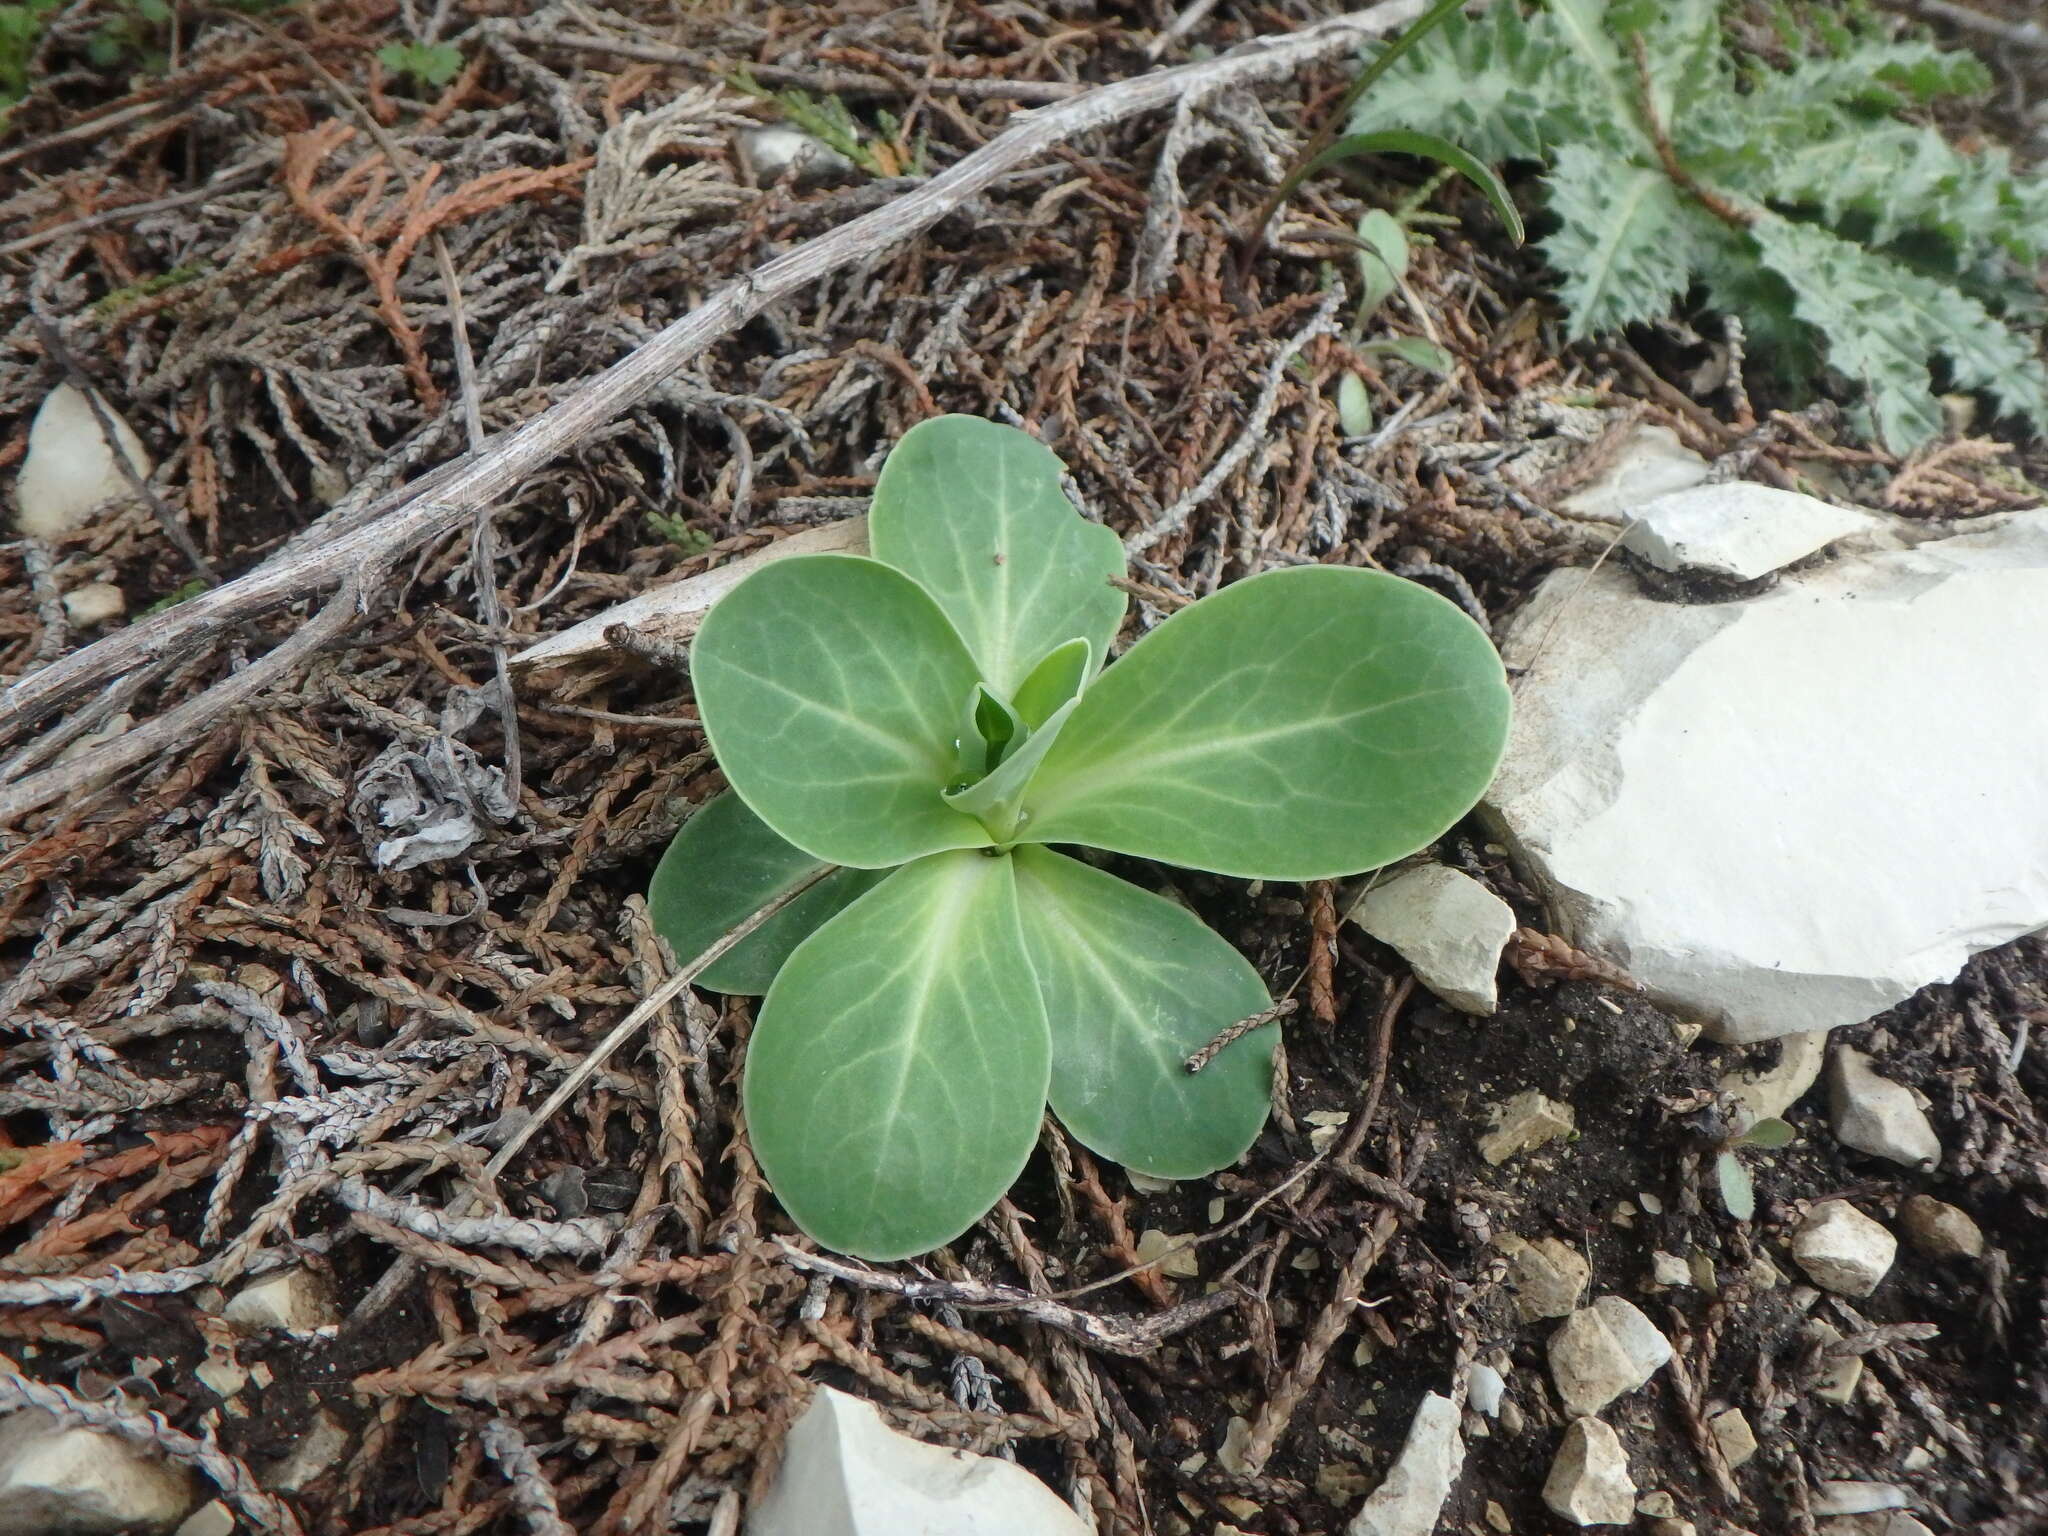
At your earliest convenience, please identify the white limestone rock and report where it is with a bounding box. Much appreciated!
[15,384,153,539]
[1709,1407,1757,1469]
[1348,865,1516,1015]
[61,582,125,627]
[1819,1515,1934,1536]
[222,1268,340,1333]
[261,1409,350,1494]
[1814,1483,1910,1517]
[1558,426,1710,523]
[747,1386,1087,1536]
[0,1410,195,1535]
[1548,1298,1672,1418]
[1477,1089,1575,1166]
[1542,1417,1635,1526]
[1487,512,2048,1043]
[1720,1031,1828,1135]
[1344,1392,1464,1536]
[736,126,855,184]
[1828,1048,1940,1169]
[1495,1234,1589,1322]
[173,1502,235,1536]
[1803,1319,1864,1404]
[1793,1202,1896,1297]
[1467,1364,1505,1418]
[1621,484,1881,581]
[1898,1195,1984,1260]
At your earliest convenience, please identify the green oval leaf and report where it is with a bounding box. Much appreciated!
[1715,1150,1756,1222]
[692,554,990,868]
[1017,566,1511,880]
[745,850,1051,1260]
[1010,637,1093,731]
[1736,1116,1797,1151]
[1304,130,1526,246]
[1355,208,1409,315]
[647,791,884,994]
[1013,848,1274,1178]
[868,416,1126,699]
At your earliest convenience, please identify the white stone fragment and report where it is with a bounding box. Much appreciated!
[1720,1031,1828,1136]
[1216,1417,1254,1476]
[1709,1407,1757,1469]
[1495,1234,1590,1322]
[61,582,125,627]
[1542,1417,1636,1526]
[1621,484,1881,581]
[1828,1048,1940,1170]
[1648,1252,1692,1289]
[1487,512,2048,1044]
[261,1409,351,1494]
[1814,1482,1910,1517]
[1898,1195,1985,1260]
[1559,425,1710,523]
[15,384,153,539]
[223,1269,341,1334]
[1548,1297,1673,1418]
[1348,865,1517,1015]
[748,1388,1087,1536]
[512,517,867,673]
[1344,1392,1464,1536]
[1126,1171,1176,1195]
[1477,1089,1576,1167]
[0,1410,195,1535]
[1135,1230,1199,1280]
[736,125,856,184]
[1820,1516,1934,1536]
[1792,1202,1896,1297]
[173,1501,235,1536]
[1467,1364,1505,1418]
[1804,1319,1863,1404]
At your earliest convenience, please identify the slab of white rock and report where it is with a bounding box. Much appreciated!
[1347,865,1516,1015]
[1488,511,2048,1043]
[1792,1201,1896,1297]
[1548,1297,1672,1418]
[1543,1417,1636,1526]
[1558,426,1710,523]
[1619,484,1881,582]
[0,1410,195,1536]
[14,384,153,540]
[747,1386,1086,1536]
[1344,1392,1464,1536]
[1828,1047,1940,1169]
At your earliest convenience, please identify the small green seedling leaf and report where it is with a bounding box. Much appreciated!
[377,40,463,87]
[692,554,991,868]
[1302,130,1525,246]
[647,792,882,994]
[1337,373,1376,437]
[1010,637,1093,731]
[745,850,1051,1260]
[869,415,1126,699]
[1715,1149,1756,1221]
[1354,208,1409,316]
[1013,848,1275,1178]
[1018,565,1512,880]
[1734,1115,1797,1150]
[1363,335,1457,374]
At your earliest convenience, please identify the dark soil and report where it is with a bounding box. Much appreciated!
[2,1,2044,1534]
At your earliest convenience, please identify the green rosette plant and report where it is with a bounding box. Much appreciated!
[650,415,1510,1260]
